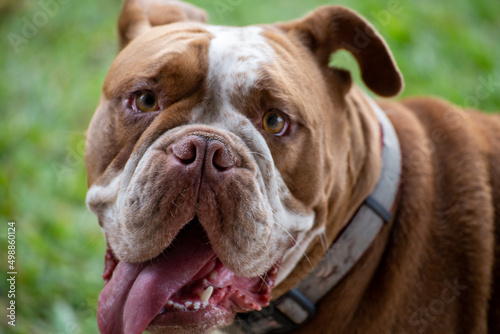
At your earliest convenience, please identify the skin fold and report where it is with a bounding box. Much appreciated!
[84,1,500,333]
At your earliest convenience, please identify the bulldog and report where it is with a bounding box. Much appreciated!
[85,0,500,333]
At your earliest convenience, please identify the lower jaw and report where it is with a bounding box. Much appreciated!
[147,304,233,332]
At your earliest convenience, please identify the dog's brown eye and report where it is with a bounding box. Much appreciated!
[262,110,287,135]
[135,91,158,112]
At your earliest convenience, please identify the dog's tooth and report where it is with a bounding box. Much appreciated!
[202,278,208,285]
[184,301,192,307]
[173,302,184,310]
[167,300,173,306]
[209,271,218,280]
[193,302,201,310]
[199,286,214,303]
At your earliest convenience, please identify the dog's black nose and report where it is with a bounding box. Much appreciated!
[171,135,235,173]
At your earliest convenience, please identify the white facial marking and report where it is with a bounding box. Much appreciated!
[277,226,325,285]
[86,174,122,220]
[205,26,273,99]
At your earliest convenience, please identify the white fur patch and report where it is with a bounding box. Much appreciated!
[86,175,121,216]
[194,26,318,282]
[205,26,273,99]
[86,173,122,231]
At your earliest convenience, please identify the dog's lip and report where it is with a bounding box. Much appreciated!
[98,219,279,334]
[147,259,278,331]
[148,303,232,330]
[145,271,234,332]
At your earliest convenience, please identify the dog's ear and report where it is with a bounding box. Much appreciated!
[118,0,207,49]
[277,6,403,97]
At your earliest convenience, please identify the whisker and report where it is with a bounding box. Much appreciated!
[273,218,313,269]
[247,150,273,163]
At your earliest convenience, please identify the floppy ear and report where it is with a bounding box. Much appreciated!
[277,6,403,97]
[118,0,207,49]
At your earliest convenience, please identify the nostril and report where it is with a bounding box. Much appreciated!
[212,145,235,171]
[171,134,235,171]
[172,140,197,165]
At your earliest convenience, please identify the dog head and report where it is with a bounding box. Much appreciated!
[85,1,402,333]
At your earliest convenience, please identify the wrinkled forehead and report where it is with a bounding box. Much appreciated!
[203,25,274,96]
[103,22,276,98]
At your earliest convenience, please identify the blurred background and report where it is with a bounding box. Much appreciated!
[0,0,498,333]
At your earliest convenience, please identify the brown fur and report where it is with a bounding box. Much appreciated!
[283,97,500,333]
[85,1,500,333]
[271,6,500,334]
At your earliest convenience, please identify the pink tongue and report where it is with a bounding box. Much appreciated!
[97,225,215,334]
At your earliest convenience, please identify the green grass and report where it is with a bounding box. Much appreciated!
[0,0,498,333]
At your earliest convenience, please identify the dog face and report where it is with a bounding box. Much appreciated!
[85,1,402,333]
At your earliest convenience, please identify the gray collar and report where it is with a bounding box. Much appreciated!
[230,100,402,334]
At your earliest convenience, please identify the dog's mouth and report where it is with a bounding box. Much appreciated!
[97,218,278,334]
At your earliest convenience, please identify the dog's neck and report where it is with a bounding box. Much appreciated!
[274,87,386,296]
[230,88,401,333]
[230,87,401,333]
